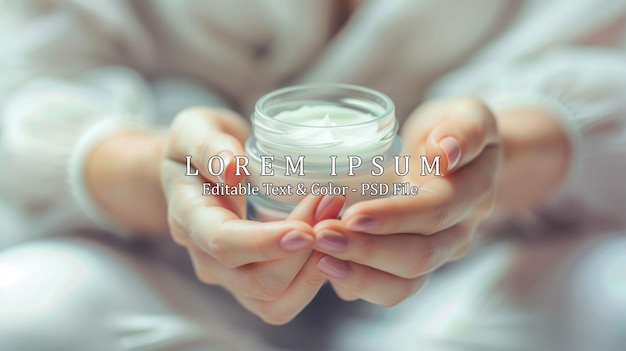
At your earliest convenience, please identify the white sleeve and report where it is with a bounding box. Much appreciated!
[429,47,626,233]
[0,1,158,237]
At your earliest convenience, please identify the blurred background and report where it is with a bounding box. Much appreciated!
[1,0,626,350]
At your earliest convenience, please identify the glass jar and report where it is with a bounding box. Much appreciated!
[245,84,402,221]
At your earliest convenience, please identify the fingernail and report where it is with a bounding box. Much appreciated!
[438,136,461,172]
[217,150,233,183]
[346,216,378,232]
[280,231,313,251]
[315,195,345,221]
[317,256,351,279]
[315,230,348,253]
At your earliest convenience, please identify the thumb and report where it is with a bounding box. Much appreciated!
[168,107,250,186]
[425,98,498,175]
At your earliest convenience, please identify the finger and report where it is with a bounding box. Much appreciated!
[288,194,346,225]
[164,160,324,267]
[162,158,246,240]
[400,99,452,149]
[217,195,344,301]
[249,194,344,296]
[403,97,498,174]
[161,113,246,217]
[341,145,499,235]
[234,252,327,325]
[188,246,217,285]
[167,107,250,185]
[162,159,229,245]
[331,283,360,302]
[314,221,472,279]
[188,206,317,267]
[316,256,429,307]
[187,245,312,301]
[168,182,314,267]
[428,98,498,173]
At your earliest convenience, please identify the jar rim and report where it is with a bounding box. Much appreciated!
[254,83,395,129]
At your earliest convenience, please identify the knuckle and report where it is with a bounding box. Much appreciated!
[484,113,498,135]
[382,282,414,308]
[453,97,495,139]
[347,273,369,296]
[458,226,474,243]
[408,241,438,277]
[455,97,491,116]
[384,277,427,307]
[356,238,378,263]
[193,138,212,160]
[385,207,406,233]
[381,298,402,308]
[462,111,485,134]
[251,241,273,262]
[258,308,296,325]
[429,207,452,234]
[245,269,288,301]
[206,234,238,268]
[451,225,474,259]
[335,286,359,301]
[195,268,215,285]
[171,107,204,130]
[454,242,472,259]
[253,287,282,301]
[167,215,190,247]
[177,106,214,121]
[306,274,326,288]
[189,255,216,285]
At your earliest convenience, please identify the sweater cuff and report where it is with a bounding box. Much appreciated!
[482,91,583,197]
[68,117,140,237]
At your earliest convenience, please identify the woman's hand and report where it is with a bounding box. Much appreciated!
[312,98,502,306]
[161,107,344,324]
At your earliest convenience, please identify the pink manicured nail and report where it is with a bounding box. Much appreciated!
[315,195,345,221]
[217,150,233,183]
[346,215,378,232]
[315,230,348,253]
[317,256,351,278]
[438,136,461,172]
[280,231,313,251]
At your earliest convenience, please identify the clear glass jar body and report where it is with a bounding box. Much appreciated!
[245,84,402,221]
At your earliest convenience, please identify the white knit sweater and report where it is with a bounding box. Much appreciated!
[0,0,625,242]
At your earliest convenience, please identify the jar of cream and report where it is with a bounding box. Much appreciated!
[245,84,402,221]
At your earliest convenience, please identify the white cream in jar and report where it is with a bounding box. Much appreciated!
[245,84,402,221]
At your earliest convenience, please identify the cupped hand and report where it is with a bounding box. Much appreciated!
[313,98,502,306]
[161,107,345,324]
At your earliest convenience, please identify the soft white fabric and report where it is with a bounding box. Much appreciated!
[1,0,625,237]
[0,2,625,350]
[2,231,625,351]
[0,236,278,351]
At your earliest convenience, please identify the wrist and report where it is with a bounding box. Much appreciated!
[495,107,572,210]
[85,129,168,235]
